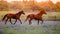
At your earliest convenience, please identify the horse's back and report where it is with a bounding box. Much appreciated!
[27,14,34,19]
[29,14,42,20]
[32,14,42,20]
[6,14,15,17]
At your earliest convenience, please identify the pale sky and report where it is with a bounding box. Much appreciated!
[5,0,60,3]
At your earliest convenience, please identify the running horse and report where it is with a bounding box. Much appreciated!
[2,10,25,24]
[25,10,47,25]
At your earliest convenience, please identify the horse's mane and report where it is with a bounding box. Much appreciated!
[36,10,46,16]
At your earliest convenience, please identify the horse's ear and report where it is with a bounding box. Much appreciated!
[21,9,23,11]
[19,10,21,12]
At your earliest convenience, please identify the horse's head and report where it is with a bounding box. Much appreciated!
[20,10,25,15]
[40,10,47,14]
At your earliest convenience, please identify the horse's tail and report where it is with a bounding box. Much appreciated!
[25,15,30,22]
[2,14,7,21]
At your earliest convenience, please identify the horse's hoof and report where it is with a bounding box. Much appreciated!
[5,24,6,25]
[37,24,39,25]
[5,23,6,24]
[20,23,22,24]
[29,24,31,25]
[13,23,15,25]
[12,24,14,25]
[41,23,43,24]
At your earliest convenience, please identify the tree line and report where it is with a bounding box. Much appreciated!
[0,0,60,12]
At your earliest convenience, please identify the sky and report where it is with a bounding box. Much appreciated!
[5,0,60,4]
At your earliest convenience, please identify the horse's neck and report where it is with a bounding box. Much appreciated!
[16,13,21,16]
[36,12,43,16]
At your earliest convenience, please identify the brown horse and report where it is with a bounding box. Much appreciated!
[25,10,47,25]
[2,10,25,24]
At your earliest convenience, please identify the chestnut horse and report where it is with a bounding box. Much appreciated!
[2,10,25,24]
[25,10,47,25]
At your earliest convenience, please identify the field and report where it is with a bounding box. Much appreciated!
[0,11,60,34]
[0,11,60,21]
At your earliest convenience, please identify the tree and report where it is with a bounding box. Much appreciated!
[55,2,60,12]
[0,0,9,11]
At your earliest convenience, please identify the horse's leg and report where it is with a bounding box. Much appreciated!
[41,20,43,24]
[29,18,32,25]
[38,20,39,25]
[5,18,8,24]
[18,19,22,24]
[9,18,12,24]
[14,19,17,24]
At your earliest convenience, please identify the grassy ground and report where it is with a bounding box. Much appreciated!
[0,24,60,34]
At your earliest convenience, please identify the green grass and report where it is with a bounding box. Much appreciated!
[0,24,60,34]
